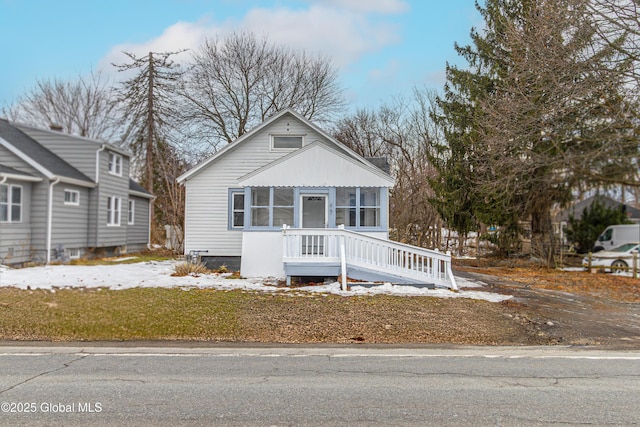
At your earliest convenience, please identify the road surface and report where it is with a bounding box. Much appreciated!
[0,345,639,426]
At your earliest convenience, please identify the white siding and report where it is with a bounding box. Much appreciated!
[184,113,331,256]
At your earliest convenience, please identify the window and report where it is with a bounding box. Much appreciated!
[272,188,294,227]
[108,152,123,176]
[360,188,380,227]
[67,248,80,259]
[249,187,294,228]
[336,187,381,228]
[250,188,270,227]
[0,184,22,223]
[128,199,135,225]
[64,189,79,205]
[336,188,357,227]
[229,190,245,229]
[271,135,303,150]
[107,196,121,226]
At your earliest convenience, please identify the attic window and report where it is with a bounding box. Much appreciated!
[271,135,303,150]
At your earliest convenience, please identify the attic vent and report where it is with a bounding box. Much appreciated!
[50,124,63,132]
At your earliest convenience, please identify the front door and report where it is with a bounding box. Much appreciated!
[301,195,327,228]
[300,194,327,255]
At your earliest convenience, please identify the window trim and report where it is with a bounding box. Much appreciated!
[107,196,121,226]
[270,134,304,151]
[228,189,246,230]
[64,189,80,206]
[0,184,22,223]
[128,199,135,225]
[108,152,123,176]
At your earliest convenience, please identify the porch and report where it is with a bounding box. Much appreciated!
[281,226,457,290]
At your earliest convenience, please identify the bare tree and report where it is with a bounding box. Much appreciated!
[180,31,345,150]
[473,0,638,262]
[114,50,188,246]
[2,70,120,141]
[334,90,444,250]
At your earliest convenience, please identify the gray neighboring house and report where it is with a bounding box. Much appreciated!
[0,119,153,266]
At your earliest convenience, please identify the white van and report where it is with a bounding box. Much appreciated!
[593,224,640,252]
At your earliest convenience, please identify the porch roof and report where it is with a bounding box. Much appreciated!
[237,141,395,188]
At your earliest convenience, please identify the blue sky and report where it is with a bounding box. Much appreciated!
[0,0,481,111]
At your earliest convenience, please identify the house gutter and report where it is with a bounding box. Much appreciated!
[46,178,61,264]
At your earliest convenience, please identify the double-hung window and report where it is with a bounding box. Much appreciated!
[229,190,245,229]
[128,200,135,225]
[0,184,22,223]
[108,152,123,176]
[107,196,121,226]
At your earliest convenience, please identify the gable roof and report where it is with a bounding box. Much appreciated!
[0,164,43,182]
[177,108,392,184]
[12,121,132,157]
[0,119,95,187]
[238,141,395,187]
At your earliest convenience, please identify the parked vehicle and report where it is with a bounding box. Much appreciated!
[582,242,639,273]
[593,224,640,252]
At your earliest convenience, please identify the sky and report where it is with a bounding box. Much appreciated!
[0,0,482,112]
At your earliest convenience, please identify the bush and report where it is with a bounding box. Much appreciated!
[172,261,210,277]
[565,200,632,253]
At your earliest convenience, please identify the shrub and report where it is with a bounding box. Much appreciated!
[172,261,210,277]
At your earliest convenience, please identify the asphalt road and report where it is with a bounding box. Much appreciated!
[0,345,639,426]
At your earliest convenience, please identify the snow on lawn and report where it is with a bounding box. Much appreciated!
[0,260,510,302]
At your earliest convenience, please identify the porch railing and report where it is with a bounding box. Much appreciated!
[282,226,457,290]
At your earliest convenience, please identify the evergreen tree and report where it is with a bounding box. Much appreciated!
[566,200,632,253]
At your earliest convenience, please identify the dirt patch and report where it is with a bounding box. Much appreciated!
[456,266,640,348]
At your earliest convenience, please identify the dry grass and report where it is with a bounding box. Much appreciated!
[0,287,541,344]
[461,266,640,303]
[172,261,210,277]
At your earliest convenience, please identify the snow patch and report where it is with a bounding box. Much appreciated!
[0,260,511,302]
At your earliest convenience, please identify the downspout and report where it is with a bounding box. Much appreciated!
[46,178,60,264]
[148,200,152,250]
[96,144,106,183]
[93,145,106,249]
[0,176,7,184]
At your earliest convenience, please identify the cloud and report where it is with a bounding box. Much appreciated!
[303,0,409,14]
[239,6,400,66]
[99,20,213,70]
[99,2,405,74]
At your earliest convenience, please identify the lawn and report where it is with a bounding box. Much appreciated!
[0,287,538,344]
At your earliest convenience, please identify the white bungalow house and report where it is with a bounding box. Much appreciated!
[177,109,456,289]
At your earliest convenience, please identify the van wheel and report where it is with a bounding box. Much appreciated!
[611,260,627,273]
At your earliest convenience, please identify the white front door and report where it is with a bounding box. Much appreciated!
[301,194,327,228]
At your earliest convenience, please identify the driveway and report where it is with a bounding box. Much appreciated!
[457,268,640,349]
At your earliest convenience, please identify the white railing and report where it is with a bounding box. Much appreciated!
[282,226,457,290]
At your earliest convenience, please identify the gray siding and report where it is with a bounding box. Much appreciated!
[126,195,150,246]
[0,180,33,265]
[184,113,330,256]
[0,145,40,176]
[16,126,99,179]
[94,149,129,247]
[50,184,90,251]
